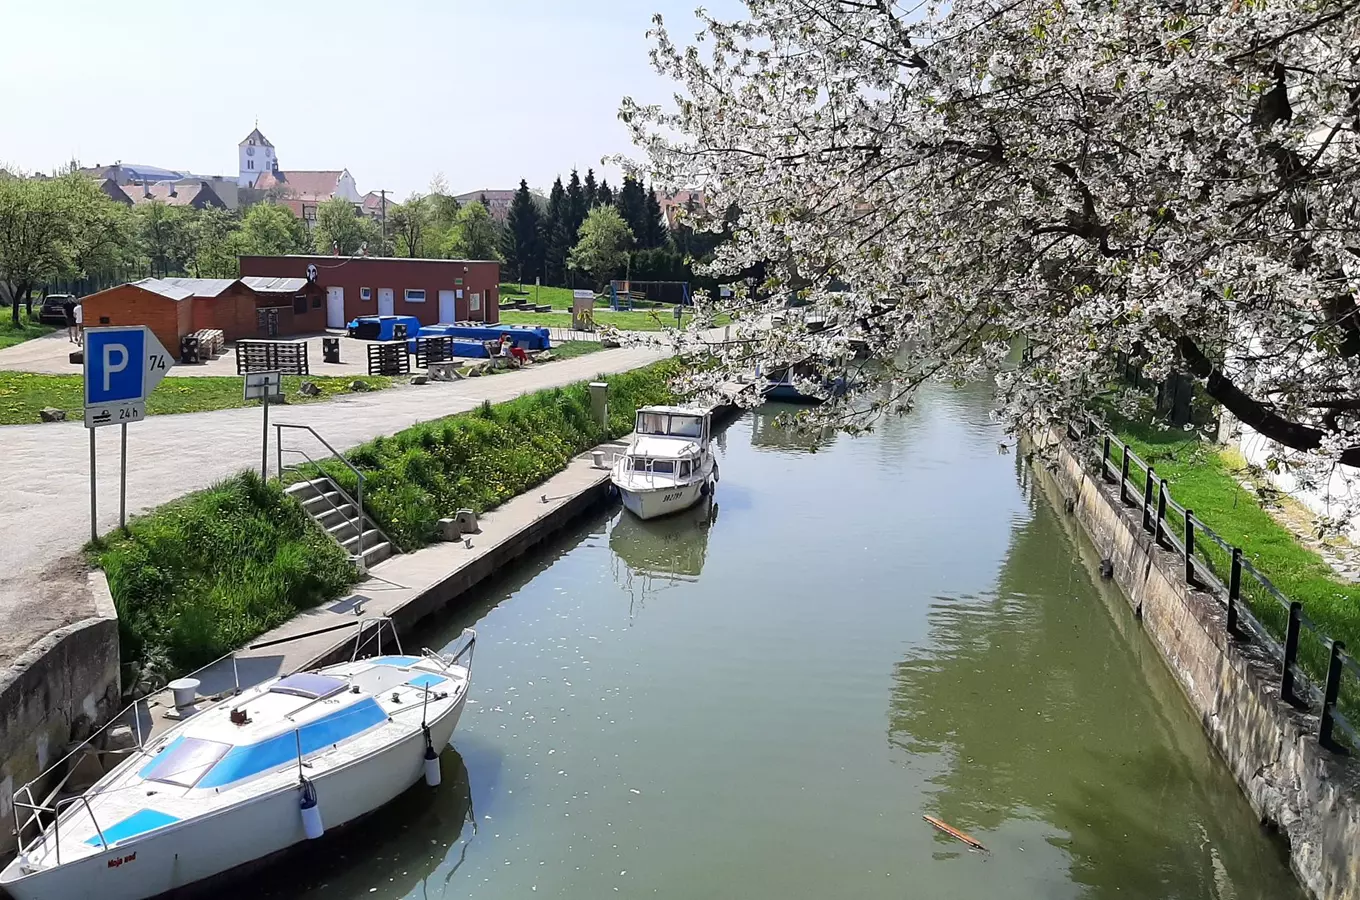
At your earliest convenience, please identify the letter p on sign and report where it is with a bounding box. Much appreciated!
[102,344,128,392]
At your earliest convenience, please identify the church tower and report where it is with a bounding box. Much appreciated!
[238,125,277,187]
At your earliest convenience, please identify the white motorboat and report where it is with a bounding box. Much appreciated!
[0,622,476,900]
[610,405,718,520]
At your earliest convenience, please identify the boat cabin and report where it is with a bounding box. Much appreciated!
[624,406,712,479]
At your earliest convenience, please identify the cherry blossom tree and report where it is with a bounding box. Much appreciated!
[621,0,1360,468]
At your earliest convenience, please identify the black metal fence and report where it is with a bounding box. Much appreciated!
[1078,421,1358,754]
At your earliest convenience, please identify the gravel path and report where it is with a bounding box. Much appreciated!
[0,346,665,666]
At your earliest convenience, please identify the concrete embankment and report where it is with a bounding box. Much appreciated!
[1032,429,1360,900]
[0,573,120,857]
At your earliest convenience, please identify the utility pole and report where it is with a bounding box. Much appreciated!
[380,189,388,244]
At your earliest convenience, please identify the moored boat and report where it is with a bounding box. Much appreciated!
[610,406,718,520]
[0,623,476,900]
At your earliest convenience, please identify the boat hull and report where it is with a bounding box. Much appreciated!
[0,699,464,900]
[619,479,707,520]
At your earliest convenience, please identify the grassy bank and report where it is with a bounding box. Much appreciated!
[96,360,678,676]
[93,472,358,676]
[0,317,56,350]
[322,359,679,549]
[0,373,395,425]
[550,340,605,360]
[1110,420,1360,715]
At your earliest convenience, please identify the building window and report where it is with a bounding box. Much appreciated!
[360,287,372,301]
[247,146,255,157]
[293,296,306,314]
[470,293,481,311]
[405,289,426,302]
[312,294,321,309]
[248,160,254,170]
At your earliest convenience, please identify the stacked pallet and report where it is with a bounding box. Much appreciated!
[190,329,225,359]
[236,339,310,375]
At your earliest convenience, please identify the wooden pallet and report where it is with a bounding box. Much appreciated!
[190,329,225,359]
[367,341,410,376]
[235,339,310,375]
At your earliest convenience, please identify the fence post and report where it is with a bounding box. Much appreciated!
[1281,601,1304,709]
[1141,466,1156,533]
[1119,452,1131,505]
[1101,435,1112,482]
[1319,641,1347,753]
[1227,548,1242,637]
[1154,479,1168,547]
[1184,509,1196,586]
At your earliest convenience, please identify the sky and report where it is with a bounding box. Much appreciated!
[0,0,741,198]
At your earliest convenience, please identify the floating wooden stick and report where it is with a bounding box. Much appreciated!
[923,815,988,852]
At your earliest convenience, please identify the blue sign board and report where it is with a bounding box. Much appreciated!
[85,327,147,405]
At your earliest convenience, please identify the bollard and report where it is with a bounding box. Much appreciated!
[589,381,609,429]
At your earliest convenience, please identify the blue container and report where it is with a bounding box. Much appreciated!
[346,315,423,342]
[409,324,551,351]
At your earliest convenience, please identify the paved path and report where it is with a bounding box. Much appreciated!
[0,346,665,666]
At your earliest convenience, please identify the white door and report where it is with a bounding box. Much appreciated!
[469,292,482,320]
[377,288,394,316]
[438,290,456,324]
[326,286,345,328]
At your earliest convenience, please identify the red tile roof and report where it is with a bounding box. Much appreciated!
[255,170,345,202]
[126,182,227,209]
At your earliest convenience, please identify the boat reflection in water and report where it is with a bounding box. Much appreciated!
[749,403,839,454]
[609,499,717,613]
[243,748,475,900]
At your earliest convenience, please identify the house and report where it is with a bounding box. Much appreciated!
[655,189,708,230]
[360,191,390,222]
[453,189,515,223]
[239,255,501,329]
[255,169,362,225]
[121,181,229,210]
[80,276,327,352]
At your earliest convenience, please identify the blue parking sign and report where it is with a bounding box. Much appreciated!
[85,328,147,405]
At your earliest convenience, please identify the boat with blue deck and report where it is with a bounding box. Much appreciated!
[0,623,476,900]
[760,362,848,404]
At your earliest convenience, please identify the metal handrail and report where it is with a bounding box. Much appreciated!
[1085,419,1358,752]
[350,616,404,662]
[276,423,373,564]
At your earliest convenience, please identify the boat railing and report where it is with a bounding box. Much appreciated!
[350,615,403,662]
[12,786,110,867]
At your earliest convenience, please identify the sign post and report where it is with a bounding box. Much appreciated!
[83,326,174,538]
[244,372,283,479]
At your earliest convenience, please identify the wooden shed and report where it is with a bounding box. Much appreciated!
[80,279,194,354]
[238,276,327,337]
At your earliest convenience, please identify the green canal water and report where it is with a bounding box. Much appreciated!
[262,385,1303,900]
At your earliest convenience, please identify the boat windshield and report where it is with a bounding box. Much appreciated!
[635,412,704,438]
[630,457,676,474]
[142,737,231,788]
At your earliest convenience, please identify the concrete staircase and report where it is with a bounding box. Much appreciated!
[285,476,395,569]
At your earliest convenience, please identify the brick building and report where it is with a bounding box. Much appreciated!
[238,255,501,329]
[80,276,325,352]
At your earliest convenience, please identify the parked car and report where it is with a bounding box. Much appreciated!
[37,294,75,325]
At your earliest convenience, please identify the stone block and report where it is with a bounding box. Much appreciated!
[298,381,321,396]
[438,518,462,541]
[410,374,429,385]
[454,508,479,534]
[348,380,370,392]
[39,407,67,423]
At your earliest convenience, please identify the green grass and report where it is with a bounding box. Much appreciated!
[499,283,577,308]
[0,316,57,350]
[92,472,358,676]
[500,308,718,332]
[1108,419,1360,722]
[548,340,606,360]
[316,360,680,550]
[0,373,396,425]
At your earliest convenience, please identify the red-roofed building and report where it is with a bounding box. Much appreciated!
[655,189,708,230]
[255,169,361,225]
[120,181,229,210]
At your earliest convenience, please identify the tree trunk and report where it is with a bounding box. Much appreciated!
[1178,336,1360,466]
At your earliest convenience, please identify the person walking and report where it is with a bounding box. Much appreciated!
[63,297,77,343]
[72,300,84,346]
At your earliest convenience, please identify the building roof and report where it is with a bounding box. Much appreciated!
[453,189,515,205]
[255,170,347,202]
[240,276,309,294]
[126,181,227,209]
[241,127,273,148]
[128,278,195,302]
[241,254,501,265]
[655,189,708,229]
[361,191,389,214]
[160,277,238,298]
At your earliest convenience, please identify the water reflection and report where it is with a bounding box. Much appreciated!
[608,501,717,616]
[888,459,1302,899]
[749,403,838,453]
[248,748,475,900]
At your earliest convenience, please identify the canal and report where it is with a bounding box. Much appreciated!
[259,384,1303,899]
